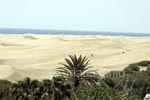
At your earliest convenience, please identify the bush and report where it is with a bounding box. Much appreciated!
[103,78,115,88]
[1,59,150,100]
[124,63,140,74]
[128,64,140,71]
[137,61,150,66]
[124,67,134,74]
[145,67,150,76]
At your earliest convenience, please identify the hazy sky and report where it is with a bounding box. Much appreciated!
[0,0,150,33]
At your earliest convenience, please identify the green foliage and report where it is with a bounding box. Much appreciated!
[9,77,55,100]
[102,78,115,88]
[0,58,150,100]
[0,77,143,100]
[74,87,141,100]
[8,77,72,100]
[124,60,150,74]
[57,55,100,88]
[53,76,72,100]
[124,63,140,74]
[137,61,150,66]
[146,67,150,76]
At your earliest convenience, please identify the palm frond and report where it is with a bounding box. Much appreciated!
[57,54,100,88]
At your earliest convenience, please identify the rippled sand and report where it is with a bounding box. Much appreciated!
[0,34,150,82]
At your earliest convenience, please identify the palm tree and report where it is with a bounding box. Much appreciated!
[57,55,100,88]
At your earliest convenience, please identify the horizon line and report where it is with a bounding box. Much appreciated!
[0,27,150,35]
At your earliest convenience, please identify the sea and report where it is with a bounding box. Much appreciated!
[0,28,150,36]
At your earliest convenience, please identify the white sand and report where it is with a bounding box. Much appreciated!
[0,34,150,82]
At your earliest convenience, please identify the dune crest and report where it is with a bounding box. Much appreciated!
[0,42,22,46]
[23,35,38,40]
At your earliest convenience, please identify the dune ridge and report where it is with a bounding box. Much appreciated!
[0,34,150,82]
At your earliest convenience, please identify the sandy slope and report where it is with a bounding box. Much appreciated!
[0,34,150,82]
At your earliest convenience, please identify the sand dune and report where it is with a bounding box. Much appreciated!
[0,34,150,82]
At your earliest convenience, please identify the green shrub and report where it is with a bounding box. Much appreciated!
[103,78,115,88]
[124,63,140,74]
[137,61,150,66]
[128,64,140,71]
[1,59,150,100]
[124,67,134,74]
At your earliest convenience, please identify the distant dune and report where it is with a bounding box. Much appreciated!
[0,34,150,82]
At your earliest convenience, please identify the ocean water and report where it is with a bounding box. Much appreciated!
[0,28,150,36]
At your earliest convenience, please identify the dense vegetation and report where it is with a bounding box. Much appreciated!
[0,55,150,100]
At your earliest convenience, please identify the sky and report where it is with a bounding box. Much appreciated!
[0,0,150,33]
